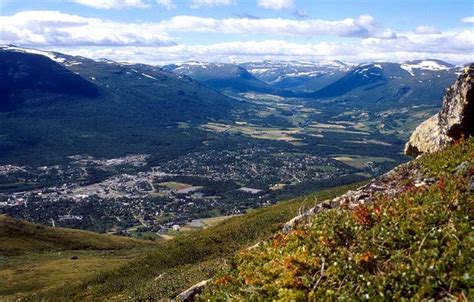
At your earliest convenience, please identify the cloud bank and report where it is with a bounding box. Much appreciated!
[0,11,175,46]
[55,34,474,66]
[1,11,397,44]
[1,10,473,64]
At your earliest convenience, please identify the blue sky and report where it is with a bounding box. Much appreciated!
[1,0,473,64]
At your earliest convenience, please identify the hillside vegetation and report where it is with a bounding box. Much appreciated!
[30,183,363,300]
[0,215,152,256]
[0,215,156,300]
[202,138,474,300]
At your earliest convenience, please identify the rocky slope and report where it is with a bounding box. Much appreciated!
[405,64,473,157]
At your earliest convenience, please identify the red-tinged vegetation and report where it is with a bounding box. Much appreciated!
[352,205,373,226]
[202,138,474,301]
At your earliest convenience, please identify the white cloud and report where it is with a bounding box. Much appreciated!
[191,0,234,8]
[53,32,474,65]
[461,16,474,23]
[257,0,294,10]
[160,14,396,39]
[3,10,472,65]
[73,0,148,9]
[156,0,175,10]
[414,26,441,35]
[360,30,474,62]
[0,11,396,44]
[0,11,175,46]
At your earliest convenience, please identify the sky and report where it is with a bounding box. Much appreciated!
[1,0,473,64]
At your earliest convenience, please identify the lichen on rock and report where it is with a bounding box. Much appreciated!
[405,64,474,157]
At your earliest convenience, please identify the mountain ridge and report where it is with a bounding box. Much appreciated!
[0,49,99,111]
[0,45,251,165]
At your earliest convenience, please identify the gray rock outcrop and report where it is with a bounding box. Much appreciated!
[176,279,210,302]
[405,64,474,157]
[282,162,425,233]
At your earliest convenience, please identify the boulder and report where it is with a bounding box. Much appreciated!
[405,64,474,157]
[176,279,210,302]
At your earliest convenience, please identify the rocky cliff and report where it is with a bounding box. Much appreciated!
[405,64,474,157]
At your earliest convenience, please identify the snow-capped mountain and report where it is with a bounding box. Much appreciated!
[162,62,251,79]
[239,59,459,92]
[305,61,459,111]
[160,59,461,106]
[239,60,352,89]
[241,60,351,79]
[162,62,283,94]
[0,45,241,119]
[2,45,67,63]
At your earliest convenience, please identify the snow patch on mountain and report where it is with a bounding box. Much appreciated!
[2,45,66,63]
[141,73,157,80]
[406,60,451,71]
[401,60,453,76]
[401,65,415,76]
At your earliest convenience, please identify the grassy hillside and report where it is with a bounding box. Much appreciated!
[0,215,152,256]
[30,182,363,300]
[0,215,155,300]
[203,138,474,300]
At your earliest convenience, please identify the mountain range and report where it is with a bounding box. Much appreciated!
[166,59,458,104]
[0,45,462,166]
[0,46,247,164]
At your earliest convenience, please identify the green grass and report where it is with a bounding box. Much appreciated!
[0,215,156,300]
[332,155,395,169]
[0,250,140,300]
[32,182,363,301]
[202,138,474,301]
[0,215,153,256]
